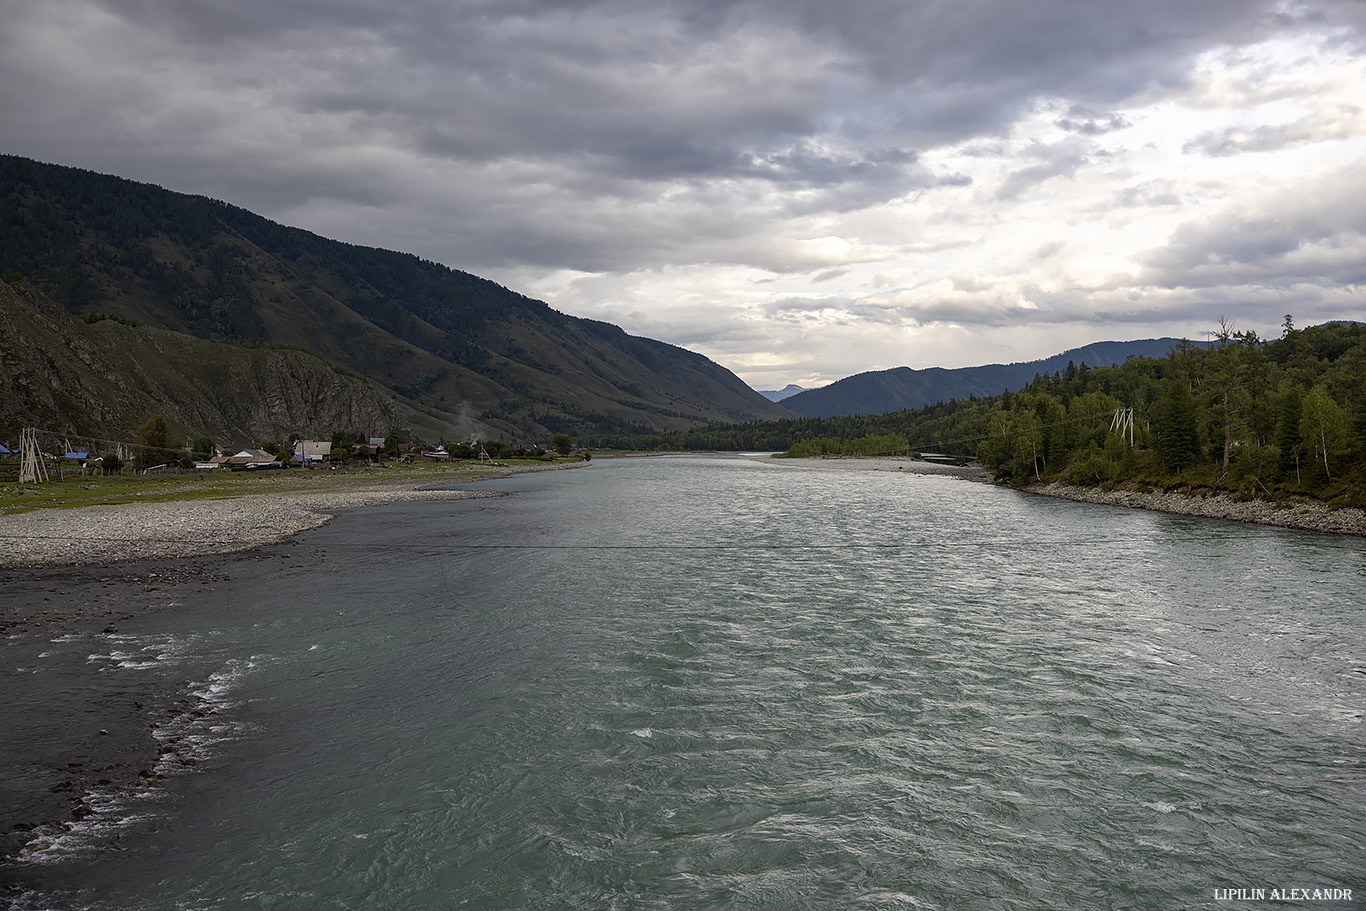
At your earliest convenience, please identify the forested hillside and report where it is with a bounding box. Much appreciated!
[630,322,1366,507]
[0,155,791,440]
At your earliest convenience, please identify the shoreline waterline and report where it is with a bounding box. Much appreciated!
[0,463,580,874]
[1019,479,1366,537]
[0,462,577,571]
[762,455,1366,537]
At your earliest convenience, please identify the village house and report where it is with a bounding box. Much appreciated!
[193,447,229,470]
[224,449,279,467]
[293,440,332,464]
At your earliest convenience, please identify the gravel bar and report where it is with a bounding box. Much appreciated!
[0,483,504,569]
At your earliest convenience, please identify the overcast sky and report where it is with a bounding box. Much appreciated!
[4,0,1365,388]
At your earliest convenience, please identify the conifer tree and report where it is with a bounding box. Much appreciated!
[1153,380,1200,471]
[1276,385,1304,481]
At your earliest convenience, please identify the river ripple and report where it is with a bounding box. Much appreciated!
[5,455,1363,910]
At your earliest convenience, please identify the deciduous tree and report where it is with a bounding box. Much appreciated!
[132,413,170,471]
[1299,385,1346,481]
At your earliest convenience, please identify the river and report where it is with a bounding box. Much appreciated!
[3,454,1362,909]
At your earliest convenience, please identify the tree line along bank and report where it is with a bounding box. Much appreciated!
[618,321,1366,509]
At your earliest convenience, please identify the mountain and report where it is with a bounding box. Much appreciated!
[758,384,809,402]
[0,278,402,446]
[0,155,792,441]
[782,340,1206,417]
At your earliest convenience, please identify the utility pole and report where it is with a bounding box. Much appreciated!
[1111,408,1135,447]
[19,427,50,484]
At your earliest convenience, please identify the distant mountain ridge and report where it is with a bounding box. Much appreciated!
[758,384,808,402]
[783,339,1207,418]
[0,154,792,441]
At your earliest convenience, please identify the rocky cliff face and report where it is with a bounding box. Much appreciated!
[0,279,404,446]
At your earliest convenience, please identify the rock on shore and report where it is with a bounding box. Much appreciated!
[1025,481,1366,537]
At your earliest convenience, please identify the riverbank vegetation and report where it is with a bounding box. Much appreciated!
[617,320,1366,508]
[0,457,580,514]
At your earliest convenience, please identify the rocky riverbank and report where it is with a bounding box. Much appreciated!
[1023,481,1366,537]
[763,454,1366,537]
[0,471,544,870]
[0,467,585,570]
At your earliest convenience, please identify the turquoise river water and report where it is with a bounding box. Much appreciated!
[2,455,1363,909]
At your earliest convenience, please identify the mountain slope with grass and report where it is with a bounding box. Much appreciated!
[0,154,792,441]
[0,277,403,448]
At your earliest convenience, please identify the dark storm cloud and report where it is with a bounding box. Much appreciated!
[13,0,1310,194]
[1140,163,1366,289]
[3,0,1364,381]
[994,140,1092,201]
[1057,106,1132,135]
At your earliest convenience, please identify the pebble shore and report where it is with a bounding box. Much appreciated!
[0,469,563,864]
[0,482,504,570]
[1023,481,1366,537]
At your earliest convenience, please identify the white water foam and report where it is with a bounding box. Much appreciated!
[13,657,262,867]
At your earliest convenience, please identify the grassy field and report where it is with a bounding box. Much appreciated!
[0,458,580,514]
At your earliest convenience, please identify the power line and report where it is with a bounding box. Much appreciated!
[813,406,1142,460]
[0,531,1261,552]
[18,426,194,457]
